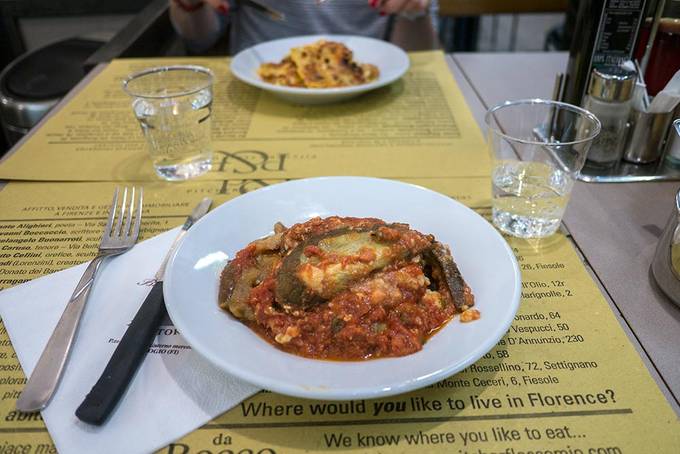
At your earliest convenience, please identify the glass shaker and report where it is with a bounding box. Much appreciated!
[583,66,636,167]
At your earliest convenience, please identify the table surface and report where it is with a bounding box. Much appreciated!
[447,52,680,415]
[2,51,679,418]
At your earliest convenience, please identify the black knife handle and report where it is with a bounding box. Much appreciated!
[76,281,166,425]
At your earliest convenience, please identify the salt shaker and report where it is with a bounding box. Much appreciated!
[583,67,636,167]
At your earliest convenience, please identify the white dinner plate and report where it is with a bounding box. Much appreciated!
[164,177,521,400]
[230,35,410,104]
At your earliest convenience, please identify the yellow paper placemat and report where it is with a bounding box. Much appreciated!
[0,177,488,289]
[0,179,678,453]
[0,52,489,181]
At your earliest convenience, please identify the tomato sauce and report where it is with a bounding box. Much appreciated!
[219,216,475,361]
[238,263,456,360]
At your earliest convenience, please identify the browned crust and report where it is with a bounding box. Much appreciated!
[258,40,380,88]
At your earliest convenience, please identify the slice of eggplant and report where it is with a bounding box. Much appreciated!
[219,253,279,320]
[275,225,430,309]
[423,242,470,310]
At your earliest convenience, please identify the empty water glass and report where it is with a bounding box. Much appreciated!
[485,99,600,238]
[123,65,214,181]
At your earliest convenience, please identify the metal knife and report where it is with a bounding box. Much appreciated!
[75,198,212,425]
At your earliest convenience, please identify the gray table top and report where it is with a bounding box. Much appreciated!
[448,51,680,415]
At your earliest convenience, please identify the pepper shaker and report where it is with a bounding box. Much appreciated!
[583,66,636,168]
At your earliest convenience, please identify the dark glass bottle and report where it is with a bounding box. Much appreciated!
[562,0,605,106]
[643,0,680,95]
[562,0,647,106]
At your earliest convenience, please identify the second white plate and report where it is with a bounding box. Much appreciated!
[164,177,521,400]
[230,35,410,104]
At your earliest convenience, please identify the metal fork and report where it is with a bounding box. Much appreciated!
[16,187,143,412]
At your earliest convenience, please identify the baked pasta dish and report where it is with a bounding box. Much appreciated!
[257,40,380,88]
[219,216,478,360]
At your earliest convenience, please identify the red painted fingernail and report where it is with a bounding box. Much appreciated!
[217,3,229,15]
[370,0,377,7]
[379,11,386,16]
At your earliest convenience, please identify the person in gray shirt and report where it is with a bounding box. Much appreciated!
[169,0,438,54]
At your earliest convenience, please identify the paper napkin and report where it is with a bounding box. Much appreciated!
[0,228,259,454]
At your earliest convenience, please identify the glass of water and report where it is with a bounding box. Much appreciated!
[485,99,600,238]
[123,65,214,181]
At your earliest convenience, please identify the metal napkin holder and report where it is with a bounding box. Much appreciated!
[622,109,674,164]
[549,66,680,183]
[579,109,679,183]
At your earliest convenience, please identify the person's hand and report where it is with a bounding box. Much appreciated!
[204,0,229,15]
[369,0,430,15]
[172,0,229,15]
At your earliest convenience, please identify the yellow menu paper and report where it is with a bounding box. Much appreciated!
[0,178,488,289]
[0,180,678,453]
[0,52,489,182]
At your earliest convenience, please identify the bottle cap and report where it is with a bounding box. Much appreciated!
[588,66,636,102]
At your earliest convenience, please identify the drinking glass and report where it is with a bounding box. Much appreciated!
[123,65,214,181]
[485,99,600,238]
